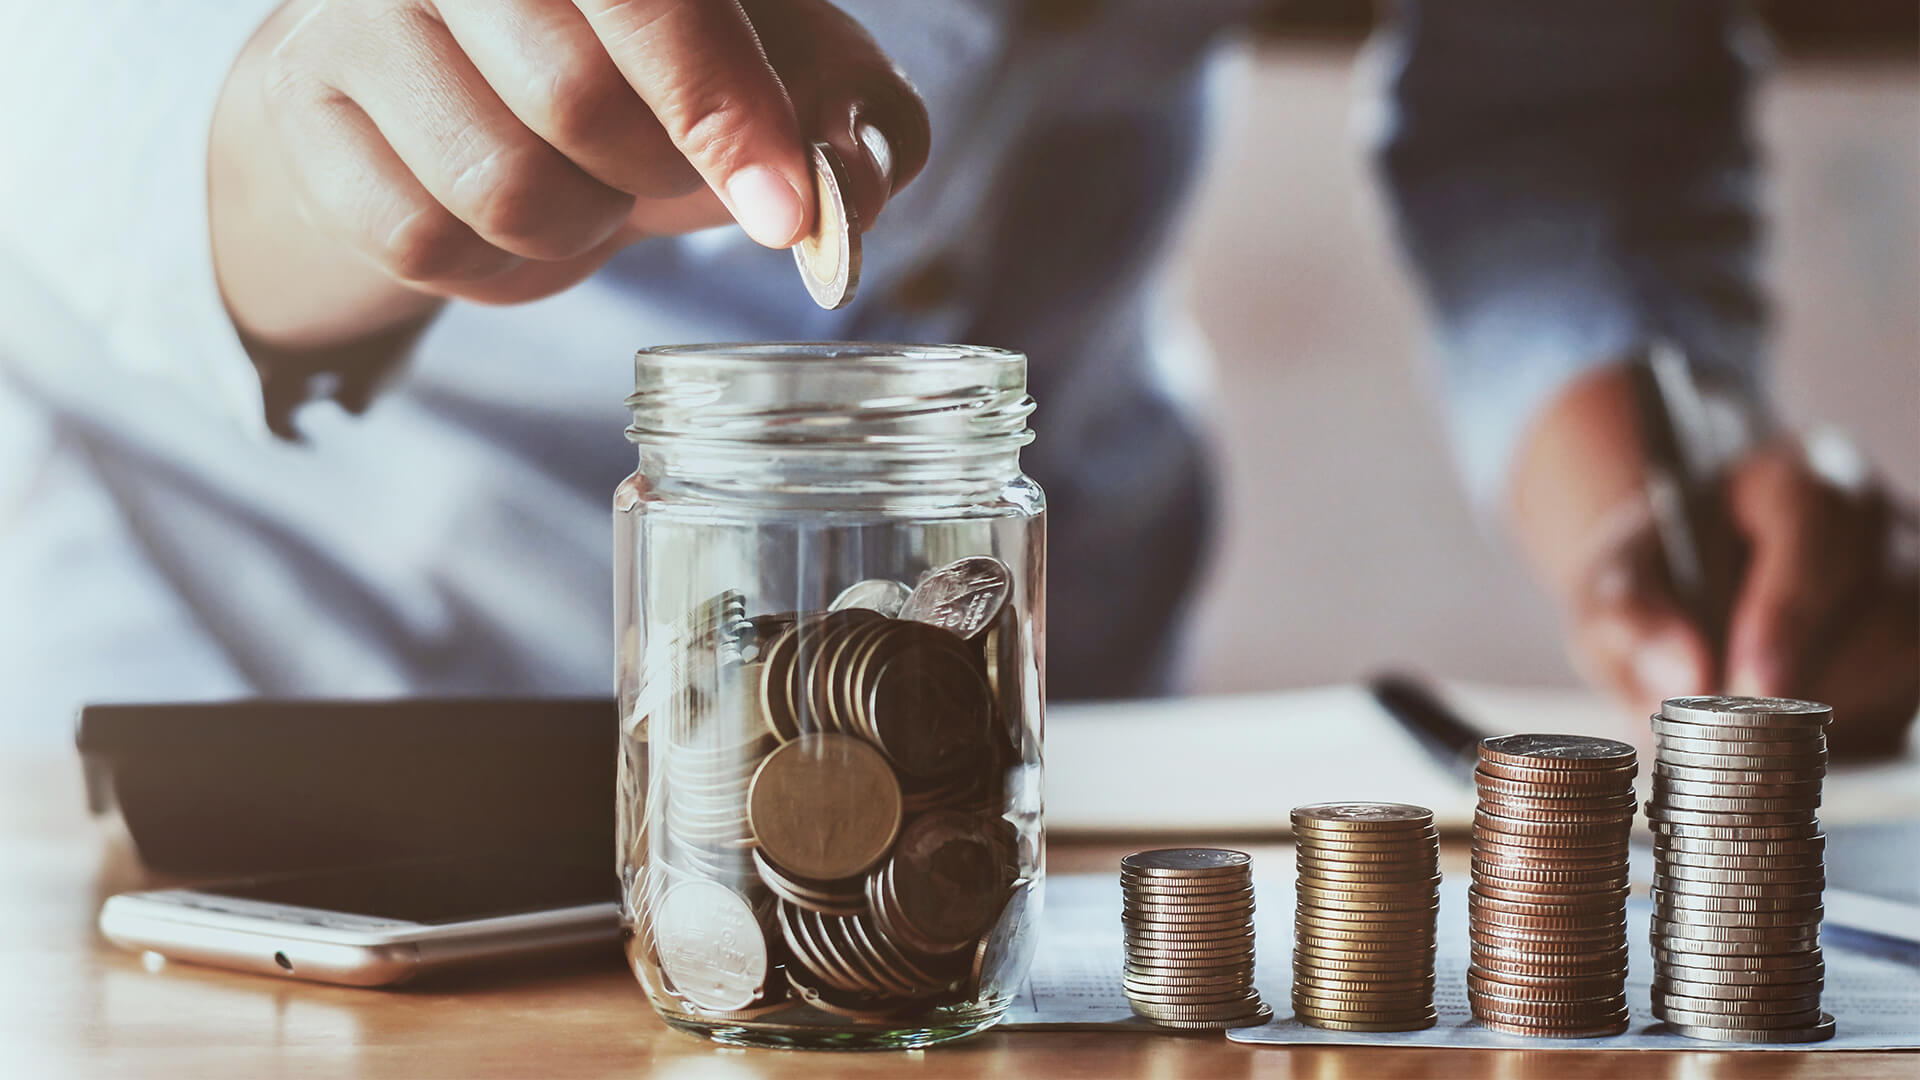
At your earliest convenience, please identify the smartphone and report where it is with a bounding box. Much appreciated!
[99,852,621,987]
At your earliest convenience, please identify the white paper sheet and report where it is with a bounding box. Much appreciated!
[1004,873,1920,1051]
[1046,687,1480,832]
[1045,684,1920,834]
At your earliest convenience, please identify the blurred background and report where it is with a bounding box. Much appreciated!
[1178,3,1919,695]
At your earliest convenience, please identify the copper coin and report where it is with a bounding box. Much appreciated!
[861,623,994,779]
[1290,802,1435,830]
[1467,972,1624,1003]
[882,810,1007,953]
[747,733,900,881]
[1466,957,1620,983]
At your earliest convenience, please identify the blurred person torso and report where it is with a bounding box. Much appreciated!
[0,0,1263,739]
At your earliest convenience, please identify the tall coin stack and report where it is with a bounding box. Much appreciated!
[1120,849,1272,1030]
[1469,734,1638,1038]
[1648,695,1835,1044]
[1290,803,1440,1031]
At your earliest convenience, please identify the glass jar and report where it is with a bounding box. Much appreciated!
[614,343,1045,1049]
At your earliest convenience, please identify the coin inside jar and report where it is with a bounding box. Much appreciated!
[748,733,902,881]
[879,810,1009,954]
[859,622,995,779]
[654,880,770,1013]
[899,556,1014,640]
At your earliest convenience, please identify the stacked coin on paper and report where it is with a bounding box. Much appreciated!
[1468,734,1637,1038]
[1290,803,1440,1031]
[1648,696,1835,1044]
[624,556,1034,1021]
[1121,849,1272,1030]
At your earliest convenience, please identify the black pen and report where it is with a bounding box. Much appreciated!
[1627,343,1742,682]
[1368,672,1484,782]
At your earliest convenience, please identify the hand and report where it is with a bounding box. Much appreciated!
[210,0,928,352]
[1511,366,1919,756]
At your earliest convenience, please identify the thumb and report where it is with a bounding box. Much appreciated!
[1571,526,1717,708]
[577,0,813,249]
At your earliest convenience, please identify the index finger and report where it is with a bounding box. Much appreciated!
[574,0,812,248]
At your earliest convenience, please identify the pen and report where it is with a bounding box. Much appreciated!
[1368,672,1484,782]
[1627,343,1742,683]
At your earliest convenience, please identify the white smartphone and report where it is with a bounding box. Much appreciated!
[99,853,621,987]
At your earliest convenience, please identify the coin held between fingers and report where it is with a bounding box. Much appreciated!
[794,142,861,309]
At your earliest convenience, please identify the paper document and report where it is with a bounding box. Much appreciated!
[1046,684,1920,833]
[1047,687,1478,832]
[1006,873,1920,1051]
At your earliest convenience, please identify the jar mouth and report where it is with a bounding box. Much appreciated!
[627,342,1035,449]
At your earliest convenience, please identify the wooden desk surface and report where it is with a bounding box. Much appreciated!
[6,749,1910,1079]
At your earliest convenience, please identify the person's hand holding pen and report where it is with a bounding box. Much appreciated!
[210,0,926,361]
[1510,362,1920,756]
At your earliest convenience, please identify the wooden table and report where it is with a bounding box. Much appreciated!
[5,749,1909,1079]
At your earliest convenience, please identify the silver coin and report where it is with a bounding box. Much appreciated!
[1661,1011,1836,1043]
[1657,748,1830,771]
[653,880,770,1012]
[1660,696,1832,726]
[1654,732,1827,757]
[899,556,1013,640]
[1646,786,1820,814]
[792,142,860,309]
[1122,848,1253,877]
[1480,733,1638,766]
[826,578,911,617]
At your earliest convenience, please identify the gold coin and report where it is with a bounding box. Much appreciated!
[1290,1006,1443,1022]
[1290,802,1435,830]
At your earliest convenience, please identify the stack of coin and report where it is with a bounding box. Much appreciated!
[1469,734,1637,1038]
[1648,695,1835,1044]
[1120,848,1272,1030]
[1290,803,1440,1031]
[626,557,1038,1023]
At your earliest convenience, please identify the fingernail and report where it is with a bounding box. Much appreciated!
[724,166,806,248]
[1633,636,1700,699]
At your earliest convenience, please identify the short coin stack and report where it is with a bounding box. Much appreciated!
[1290,803,1440,1031]
[1469,734,1638,1037]
[1648,695,1835,1044]
[1120,848,1272,1029]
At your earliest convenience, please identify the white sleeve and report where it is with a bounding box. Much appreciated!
[0,2,284,437]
